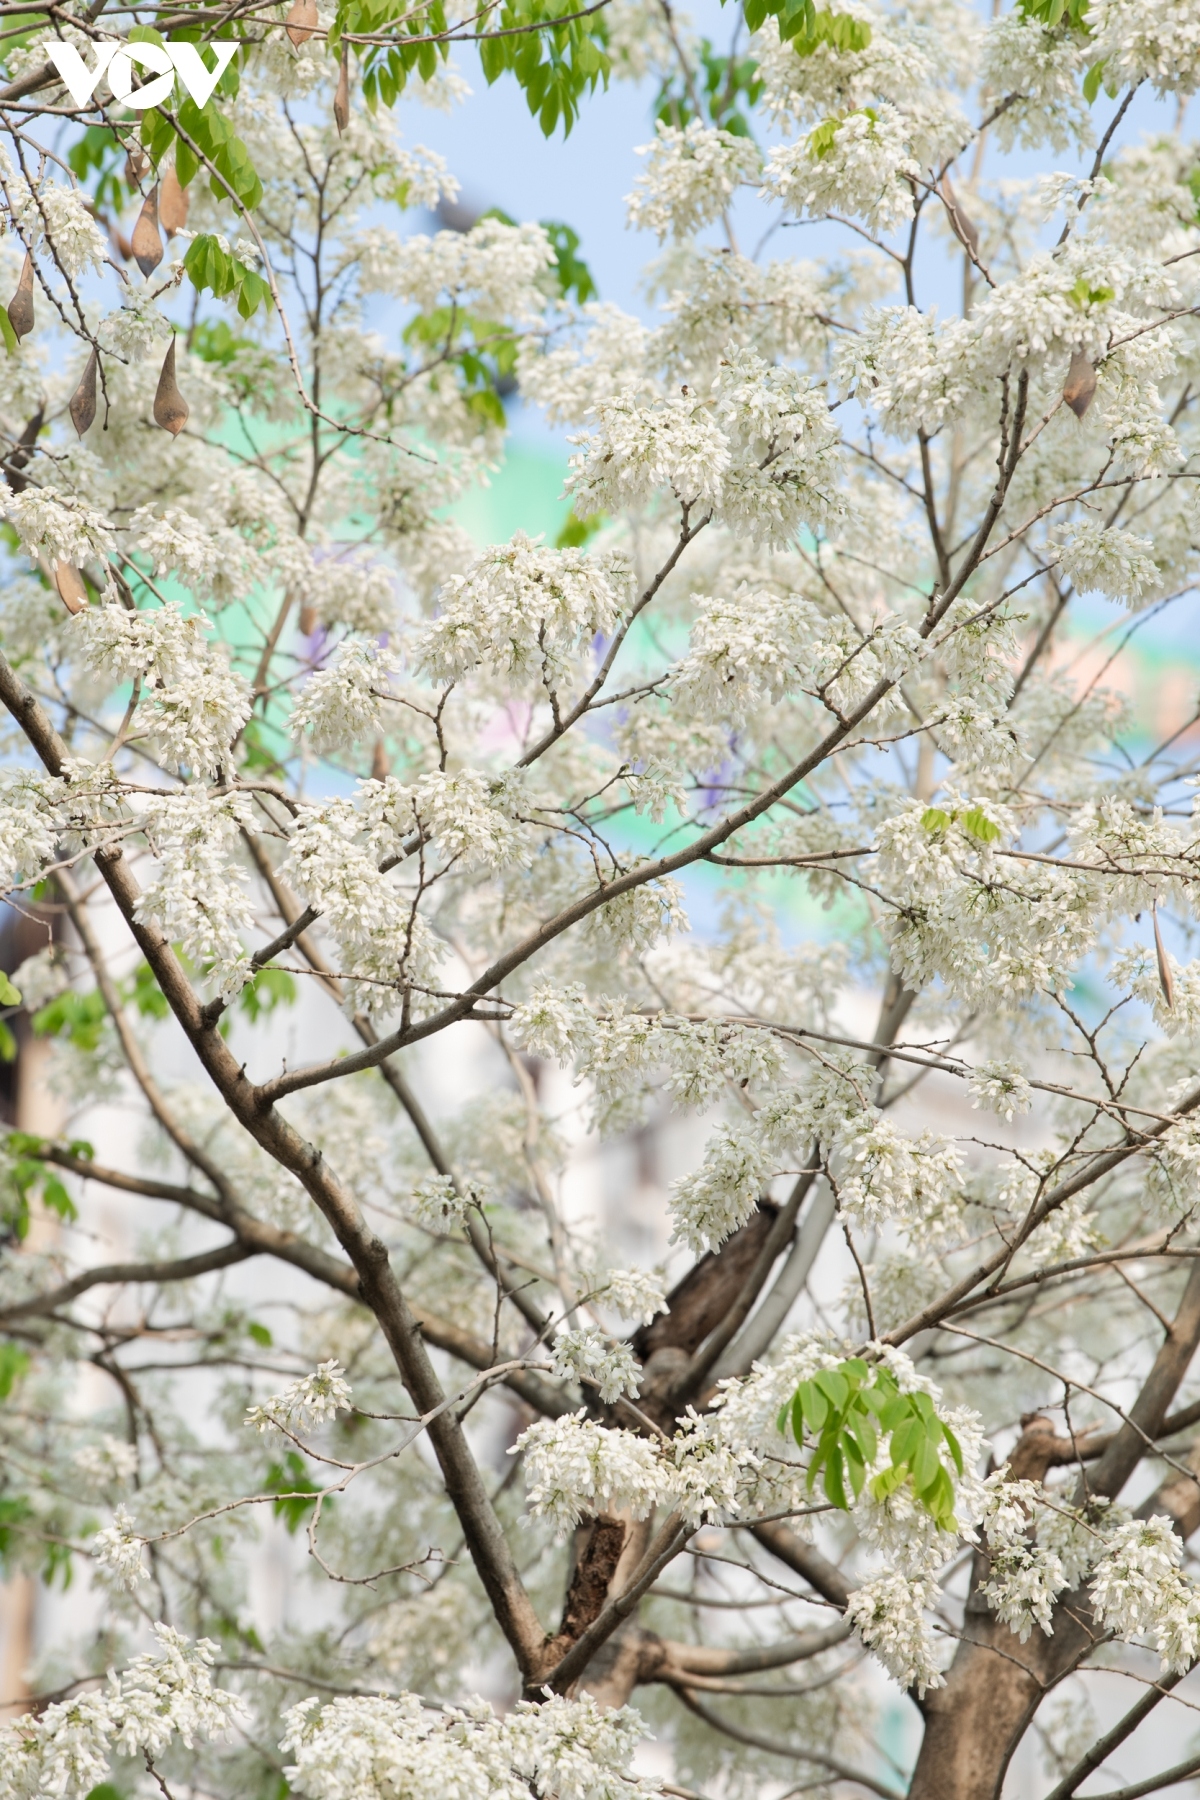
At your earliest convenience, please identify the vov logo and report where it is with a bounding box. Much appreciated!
[45,39,237,111]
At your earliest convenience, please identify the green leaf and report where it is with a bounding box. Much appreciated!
[807,117,840,161]
[247,1322,273,1347]
[1082,55,1106,101]
[920,800,949,833]
[942,1421,964,1476]
[0,1022,15,1063]
[0,306,17,356]
[0,971,21,1007]
[556,509,607,549]
[961,805,1000,844]
[263,1451,328,1534]
[0,1343,30,1399]
[40,1174,77,1223]
[175,137,199,190]
[85,1786,128,1800]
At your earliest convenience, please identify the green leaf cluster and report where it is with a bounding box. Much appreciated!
[476,0,610,138]
[142,93,262,213]
[1018,0,1090,31]
[351,0,452,109]
[920,803,1001,843]
[656,38,763,137]
[184,234,271,320]
[2,1131,89,1239]
[0,1342,31,1400]
[403,304,519,429]
[539,220,597,304]
[741,0,869,52]
[1066,276,1114,310]
[264,1451,328,1534]
[780,1357,963,1530]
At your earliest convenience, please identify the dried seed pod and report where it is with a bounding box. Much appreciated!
[7,252,34,341]
[152,336,189,436]
[940,175,979,255]
[159,165,189,237]
[124,144,150,186]
[69,347,99,438]
[1154,907,1175,1011]
[299,603,319,635]
[285,0,319,46]
[334,45,350,134]
[1063,347,1097,419]
[371,739,390,781]
[5,405,43,494]
[53,560,87,615]
[131,185,163,278]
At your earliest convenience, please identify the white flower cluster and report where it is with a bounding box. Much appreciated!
[0,1625,245,1800]
[291,638,394,754]
[3,484,115,568]
[1052,521,1163,607]
[1092,0,1200,96]
[980,11,1091,152]
[968,1061,1034,1122]
[280,1688,657,1800]
[73,1434,139,1486]
[0,146,106,279]
[362,216,555,322]
[626,119,760,241]
[92,1504,147,1591]
[845,1570,945,1695]
[245,1359,353,1433]
[134,789,255,996]
[585,1265,668,1324]
[418,533,628,694]
[976,1478,1200,1673]
[76,603,252,777]
[566,350,841,544]
[763,104,922,235]
[550,1327,641,1402]
[1090,1516,1200,1672]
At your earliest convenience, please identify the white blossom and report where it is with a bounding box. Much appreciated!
[968,1061,1033,1122]
[92,1504,148,1590]
[1053,521,1163,607]
[551,1327,641,1402]
[280,1689,657,1800]
[291,638,394,754]
[627,120,760,241]
[246,1359,353,1433]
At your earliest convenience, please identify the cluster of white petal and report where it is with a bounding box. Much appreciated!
[3,483,115,568]
[134,789,256,995]
[291,638,393,753]
[418,533,629,693]
[76,603,252,777]
[626,120,761,242]
[1053,520,1163,606]
[1092,0,1200,96]
[246,1358,353,1432]
[280,1689,657,1800]
[566,348,840,544]
[763,103,924,235]
[0,1625,245,1800]
[550,1327,642,1402]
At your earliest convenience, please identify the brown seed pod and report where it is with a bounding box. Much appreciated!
[69,348,99,439]
[7,252,34,341]
[159,165,189,237]
[334,45,350,134]
[152,336,189,437]
[371,739,390,781]
[298,602,319,635]
[285,0,319,46]
[939,175,979,256]
[124,145,150,186]
[131,185,163,278]
[1154,906,1175,1011]
[1062,347,1097,419]
[53,560,87,615]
